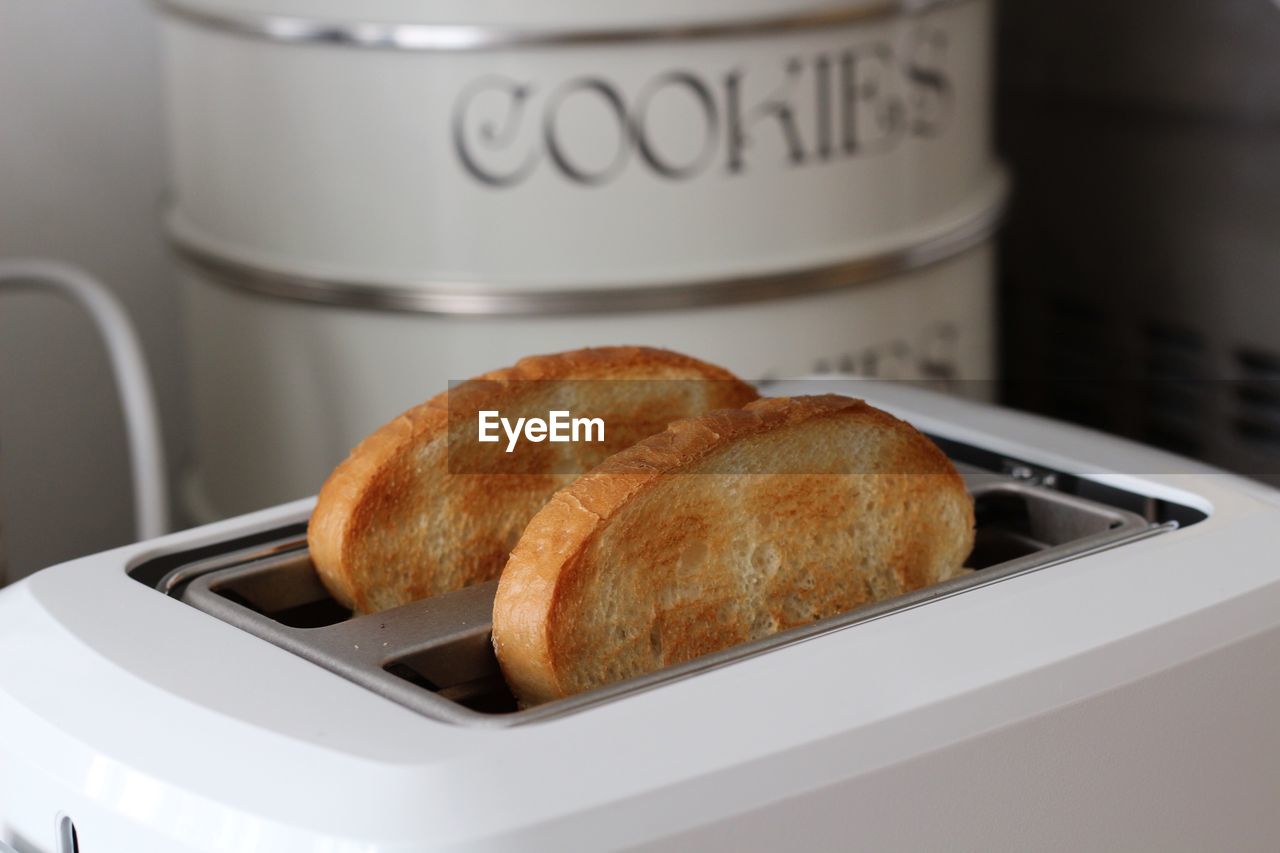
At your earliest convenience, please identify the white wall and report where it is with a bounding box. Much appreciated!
[0,1,189,580]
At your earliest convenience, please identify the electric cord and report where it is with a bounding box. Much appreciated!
[0,258,169,541]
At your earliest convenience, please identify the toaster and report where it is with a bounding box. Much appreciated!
[2,379,1278,852]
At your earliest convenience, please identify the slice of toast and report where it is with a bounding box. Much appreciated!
[307,347,759,614]
[491,394,974,706]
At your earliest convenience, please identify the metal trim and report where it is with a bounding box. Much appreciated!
[155,0,975,51]
[170,196,1004,316]
[163,474,1168,728]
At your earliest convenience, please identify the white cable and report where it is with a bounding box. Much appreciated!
[0,258,169,540]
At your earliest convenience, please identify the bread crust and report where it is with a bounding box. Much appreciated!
[307,347,759,613]
[492,395,975,706]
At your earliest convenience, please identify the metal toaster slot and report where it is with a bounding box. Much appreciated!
[167,470,1165,728]
[210,556,351,628]
[968,487,1123,568]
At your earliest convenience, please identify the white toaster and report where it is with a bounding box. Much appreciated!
[2,380,1278,852]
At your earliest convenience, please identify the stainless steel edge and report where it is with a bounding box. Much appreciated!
[182,518,1172,729]
[519,521,1178,726]
[169,194,1005,316]
[170,478,1165,729]
[155,534,308,596]
[154,0,977,51]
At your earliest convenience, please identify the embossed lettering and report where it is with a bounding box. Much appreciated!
[544,78,631,186]
[452,76,540,187]
[725,58,807,174]
[451,24,956,188]
[632,71,719,180]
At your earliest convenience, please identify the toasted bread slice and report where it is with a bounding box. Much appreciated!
[307,347,759,614]
[492,394,974,706]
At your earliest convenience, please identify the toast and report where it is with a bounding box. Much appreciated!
[307,347,759,614]
[491,394,974,706]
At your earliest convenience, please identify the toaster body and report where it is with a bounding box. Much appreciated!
[2,382,1279,852]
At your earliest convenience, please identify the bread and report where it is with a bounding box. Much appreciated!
[307,347,759,614]
[491,394,974,706]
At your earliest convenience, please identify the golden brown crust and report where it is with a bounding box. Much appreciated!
[307,401,449,610]
[491,394,973,706]
[307,346,759,613]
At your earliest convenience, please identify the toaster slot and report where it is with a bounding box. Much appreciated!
[209,555,351,628]
[183,561,523,720]
[384,662,516,714]
[161,470,1168,727]
[967,485,1126,568]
